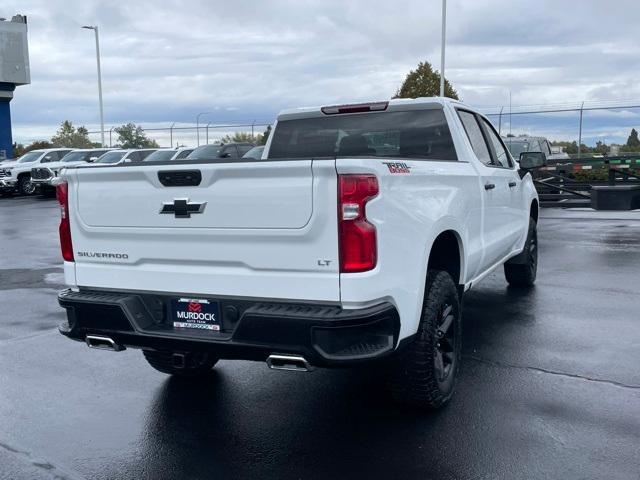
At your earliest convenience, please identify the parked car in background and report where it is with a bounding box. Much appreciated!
[187,143,254,161]
[0,148,74,195]
[142,147,194,162]
[93,149,158,165]
[31,149,112,192]
[503,135,569,161]
[242,146,265,159]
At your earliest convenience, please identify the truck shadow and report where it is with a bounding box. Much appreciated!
[134,281,533,479]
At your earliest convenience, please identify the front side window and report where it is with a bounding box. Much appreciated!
[187,145,223,160]
[481,118,512,168]
[143,150,176,162]
[96,151,126,164]
[61,151,88,163]
[221,145,239,158]
[17,151,42,163]
[458,111,492,166]
[269,109,457,160]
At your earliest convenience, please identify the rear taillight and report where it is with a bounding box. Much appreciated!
[56,181,74,262]
[338,174,379,273]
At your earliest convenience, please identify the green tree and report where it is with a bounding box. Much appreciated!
[624,128,640,150]
[257,125,272,145]
[394,61,459,100]
[551,140,592,155]
[23,140,54,153]
[594,140,608,155]
[114,123,159,148]
[12,142,25,157]
[51,120,94,148]
[220,132,257,144]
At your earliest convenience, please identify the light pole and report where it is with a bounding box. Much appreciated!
[440,0,447,97]
[196,112,214,146]
[82,25,105,147]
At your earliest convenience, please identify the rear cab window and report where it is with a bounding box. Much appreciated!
[269,109,458,161]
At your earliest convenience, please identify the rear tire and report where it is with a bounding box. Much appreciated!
[143,349,218,377]
[18,176,36,196]
[504,219,538,287]
[389,270,462,409]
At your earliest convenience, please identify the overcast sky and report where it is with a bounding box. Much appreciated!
[4,0,640,146]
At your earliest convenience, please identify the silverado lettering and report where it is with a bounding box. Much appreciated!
[77,252,129,259]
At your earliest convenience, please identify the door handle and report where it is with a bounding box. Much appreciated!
[484,183,495,190]
[508,181,517,188]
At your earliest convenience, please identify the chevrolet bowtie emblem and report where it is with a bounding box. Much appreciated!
[160,199,206,218]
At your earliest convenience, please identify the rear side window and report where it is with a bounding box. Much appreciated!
[457,111,492,166]
[237,144,253,156]
[137,150,155,161]
[269,109,457,160]
[480,118,512,168]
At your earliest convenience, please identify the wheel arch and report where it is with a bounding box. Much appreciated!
[530,198,539,223]
[426,229,464,288]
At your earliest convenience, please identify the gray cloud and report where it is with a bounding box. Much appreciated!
[4,0,640,145]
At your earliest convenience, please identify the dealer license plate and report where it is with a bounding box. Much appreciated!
[170,298,221,331]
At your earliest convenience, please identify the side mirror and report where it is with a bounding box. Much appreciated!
[220,152,232,158]
[87,157,99,163]
[519,151,546,169]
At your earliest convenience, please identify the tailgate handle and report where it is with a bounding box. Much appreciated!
[158,170,202,187]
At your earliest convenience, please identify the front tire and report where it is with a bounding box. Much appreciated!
[504,219,538,287]
[18,176,36,196]
[390,270,462,409]
[143,349,218,377]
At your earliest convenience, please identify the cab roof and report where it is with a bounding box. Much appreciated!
[277,97,470,121]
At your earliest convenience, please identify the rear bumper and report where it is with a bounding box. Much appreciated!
[58,289,401,367]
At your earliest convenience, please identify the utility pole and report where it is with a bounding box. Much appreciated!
[440,0,447,97]
[82,25,105,146]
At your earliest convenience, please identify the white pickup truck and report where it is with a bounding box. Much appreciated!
[57,97,540,409]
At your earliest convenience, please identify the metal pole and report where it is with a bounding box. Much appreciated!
[251,121,255,140]
[83,25,105,146]
[578,101,584,158]
[206,122,211,144]
[109,126,114,147]
[509,91,512,137]
[170,122,175,148]
[94,27,105,147]
[498,106,504,135]
[196,112,214,147]
[440,0,447,97]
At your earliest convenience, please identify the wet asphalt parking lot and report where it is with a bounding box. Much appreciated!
[0,196,639,480]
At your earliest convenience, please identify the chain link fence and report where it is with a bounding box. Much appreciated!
[85,121,273,148]
[478,99,640,158]
[27,99,640,158]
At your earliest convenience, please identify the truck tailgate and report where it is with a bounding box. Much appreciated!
[66,160,340,302]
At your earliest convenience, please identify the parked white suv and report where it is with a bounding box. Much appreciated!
[31,149,113,190]
[0,148,74,195]
[141,147,194,162]
[56,98,539,409]
[93,149,158,165]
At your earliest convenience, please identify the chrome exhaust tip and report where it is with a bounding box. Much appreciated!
[266,354,313,372]
[85,335,125,352]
